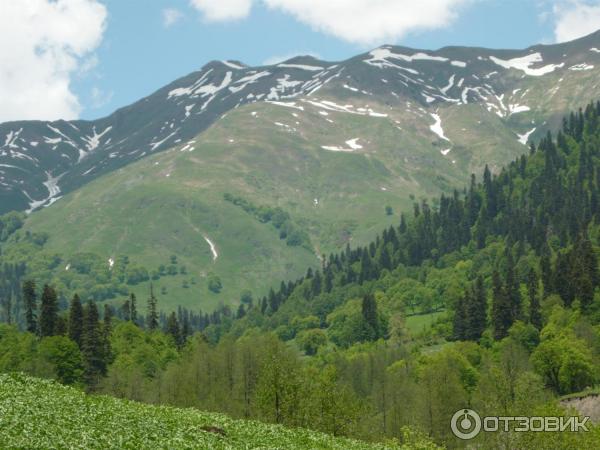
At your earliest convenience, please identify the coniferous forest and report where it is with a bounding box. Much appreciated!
[3,102,600,447]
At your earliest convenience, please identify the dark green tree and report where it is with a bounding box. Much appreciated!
[68,294,83,348]
[39,284,58,337]
[147,284,159,330]
[527,268,542,330]
[466,276,487,341]
[22,280,37,334]
[491,270,512,340]
[82,300,105,389]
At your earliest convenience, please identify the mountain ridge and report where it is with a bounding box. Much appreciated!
[3,30,600,214]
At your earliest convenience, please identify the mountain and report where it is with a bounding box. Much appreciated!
[4,31,600,310]
[4,31,600,214]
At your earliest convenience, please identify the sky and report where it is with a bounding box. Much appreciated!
[2,0,600,122]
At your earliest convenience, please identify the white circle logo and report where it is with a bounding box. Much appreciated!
[451,409,482,440]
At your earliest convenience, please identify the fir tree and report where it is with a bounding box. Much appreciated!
[22,280,37,334]
[147,284,159,330]
[527,268,542,330]
[39,284,58,337]
[361,293,379,341]
[466,276,487,341]
[129,293,138,324]
[68,294,83,347]
[82,300,105,389]
[491,270,512,340]
[453,293,468,340]
[166,311,182,347]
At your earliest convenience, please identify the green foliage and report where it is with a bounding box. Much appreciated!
[0,373,400,450]
[208,273,223,294]
[224,193,311,248]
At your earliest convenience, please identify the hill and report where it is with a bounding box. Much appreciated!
[0,373,437,450]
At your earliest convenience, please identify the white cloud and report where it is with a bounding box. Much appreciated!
[163,8,184,27]
[0,0,107,122]
[189,0,471,45]
[553,1,600,42]
[189,0,253,22]
[264,0,472,45]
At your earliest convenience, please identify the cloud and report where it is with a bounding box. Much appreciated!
[189,0,471,45]
[264,0,472,45]
[189,0,253,22]
[0,0,107,122]
[553,1,600,42]
[163,8,184,27]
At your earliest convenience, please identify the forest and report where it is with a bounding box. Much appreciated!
[4,103,600,448]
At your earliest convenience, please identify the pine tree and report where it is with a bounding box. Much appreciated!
[361,293,379,341]
[22,280,37,334]
[527,268,542,330]
[505,246,521,322]
[39,284,58,337]
[491,270,512,340]
[166,311,182,347]
[129,293,138,324]
[82,301,105,389]
[68,294,84,347]
[466,276,487,341]
[147,284,159,330]
[103,304,113,364]
[121,298,131,321]
[453,293,467,340]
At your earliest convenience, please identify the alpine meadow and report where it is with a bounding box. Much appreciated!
[5,2,600,448]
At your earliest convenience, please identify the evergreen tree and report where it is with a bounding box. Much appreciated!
[68,294,83,348]
[129,293,138,324]
[453,293,467,340]
[491,270,512,340]
[103,304,113,365]
[39,284,58,337]
[505,246,521,322]
[22,280,37,334]
[466,276,487,341]
[147,284,159,330]
[166,311,182,347]
[121,298,131,321]
[361,293,379,341]
[82,300,105,389]
[527,268,542,330]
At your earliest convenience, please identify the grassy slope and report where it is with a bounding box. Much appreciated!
[0,373,435,449]
[20,94,530,312]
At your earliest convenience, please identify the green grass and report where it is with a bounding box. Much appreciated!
[0,373,431,449]
[405,311,446,335]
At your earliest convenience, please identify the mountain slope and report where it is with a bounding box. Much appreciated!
[3,31,600,214]
[0,373,434,449]
[5,32,600,311]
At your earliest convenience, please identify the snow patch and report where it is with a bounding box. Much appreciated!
[517,127,536,145]
[429,113,450,142]
[278,63,323,71]
[569,63,594,71]
[489,52,564,76]
[204,236,218,261]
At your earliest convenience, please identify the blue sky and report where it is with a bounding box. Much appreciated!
[3,0,600,122]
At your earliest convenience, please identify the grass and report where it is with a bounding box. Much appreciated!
[405,311,446,335]
[0,373,434,449]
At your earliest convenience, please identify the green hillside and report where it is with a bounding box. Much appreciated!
[0,373,437,450]
[5,95,532,313]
